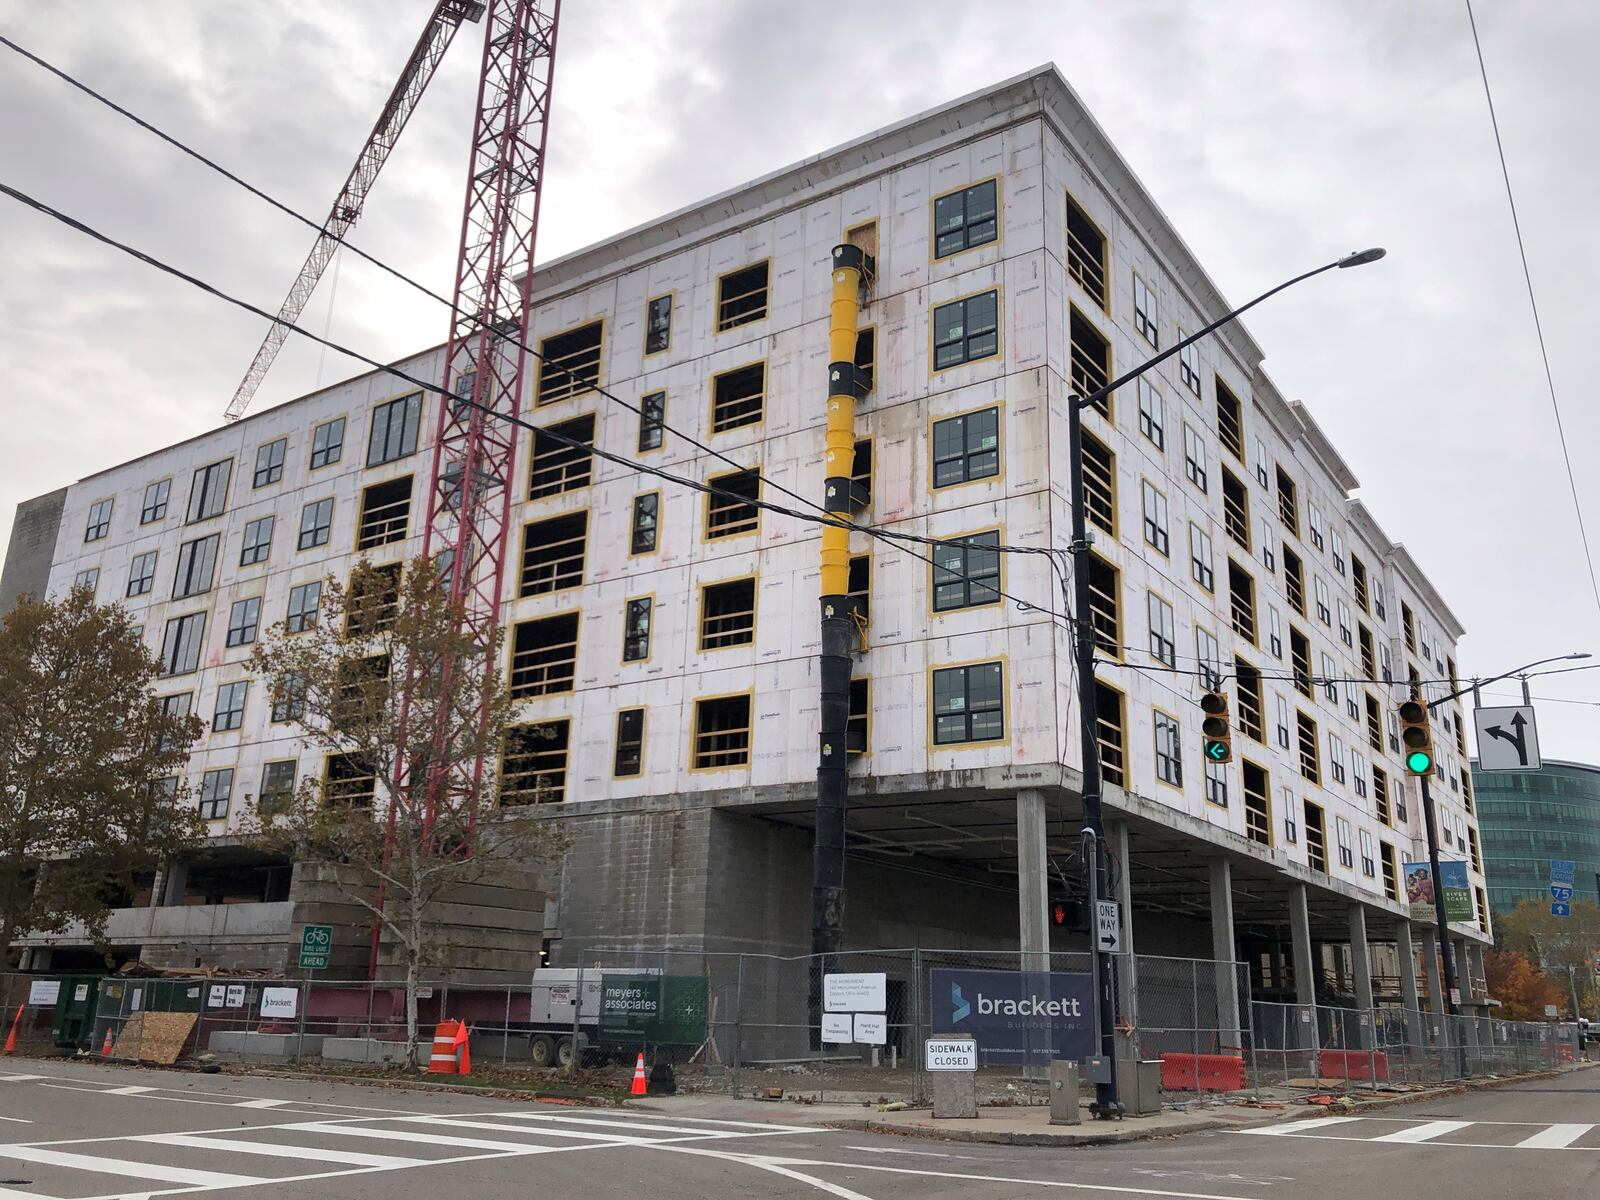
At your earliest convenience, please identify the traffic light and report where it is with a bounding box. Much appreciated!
[1201,691,1232,763]
[1398,699,1434,776]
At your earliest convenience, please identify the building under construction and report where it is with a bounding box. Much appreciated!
[1,65,1493,1016]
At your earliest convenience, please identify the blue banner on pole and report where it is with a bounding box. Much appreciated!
[928,968,1095,1063]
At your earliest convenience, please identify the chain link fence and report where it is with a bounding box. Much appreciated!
[2,960,1583,1108]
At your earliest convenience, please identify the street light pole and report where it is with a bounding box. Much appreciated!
[1065,247,1386,1118]
[1414,651,1587,1077]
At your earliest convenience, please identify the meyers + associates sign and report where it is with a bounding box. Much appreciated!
[929,968,1094,1062]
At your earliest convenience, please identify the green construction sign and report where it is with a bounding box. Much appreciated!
[597,974,708,1045]
[298,924,333,971]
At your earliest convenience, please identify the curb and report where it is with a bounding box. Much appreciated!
[815,1062,1599,1148]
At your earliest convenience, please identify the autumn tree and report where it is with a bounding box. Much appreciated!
[245,558,566,1067]
[1494,898,1600,1018]
[1483,948,1569,1021]
[0,585,205,965]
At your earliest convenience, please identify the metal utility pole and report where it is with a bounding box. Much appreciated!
[1412,651,1587,1074]
[224,0,485,421]
[1065,247,1386,1117]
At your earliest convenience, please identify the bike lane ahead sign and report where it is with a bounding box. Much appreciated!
[298,924,333,970]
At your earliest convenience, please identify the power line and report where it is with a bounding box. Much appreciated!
[0,177,1070,626]
[0,34,1048,569]
[1463,0,1600,619]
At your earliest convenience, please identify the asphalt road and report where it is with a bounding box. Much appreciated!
[0,1062,1597,1200]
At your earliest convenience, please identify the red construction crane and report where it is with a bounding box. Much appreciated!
[411,0,558,837]
[222,0,486,422]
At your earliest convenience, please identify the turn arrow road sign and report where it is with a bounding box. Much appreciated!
[1473,704,1542,771]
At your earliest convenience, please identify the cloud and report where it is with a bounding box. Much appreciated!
[2,0,1597,752]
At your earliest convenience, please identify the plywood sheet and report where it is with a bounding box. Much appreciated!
[113,1011,197,1065]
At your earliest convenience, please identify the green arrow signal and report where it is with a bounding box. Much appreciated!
[1204,740,1228,762]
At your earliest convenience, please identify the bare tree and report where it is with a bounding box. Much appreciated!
[0,586,205,965]
[246,558,565,1066]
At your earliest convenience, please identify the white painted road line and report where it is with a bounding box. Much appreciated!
[395,1115,670,1144]
[1369,1120,1474,1144]
[274,1120,563,1155]
[0,1188,61,1200]
[1514,1123,1594,1149]
[234,1098,290,1109]
[0,1143,264,1186]
[1244,1116,1363,1136]
[500,1113,748,1137]
[0,1115,32,1123]
[99,1085,158,1096]
[0,1074,44,1082]
[139,1131,427,1168]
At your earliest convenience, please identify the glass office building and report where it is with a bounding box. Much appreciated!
[1472,758,1600,914]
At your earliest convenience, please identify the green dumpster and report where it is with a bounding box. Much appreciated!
[49,976,102,1049]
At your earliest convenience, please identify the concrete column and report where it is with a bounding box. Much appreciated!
[1395,922,1421,1048]
[1348,905,1375,1049]
[1421,937,1444,1043]
[1456,937,1481,1063]
[1209,858,1241,1051]
[1106,820,1137,1042]
[148,864,168,908]
[1289,884,1316,1050]
[161,859,189,906]
[1016,789,1049,973]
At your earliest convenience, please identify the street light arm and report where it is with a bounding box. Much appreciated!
[1428,652,1591,709]
[1074,253,1374,411]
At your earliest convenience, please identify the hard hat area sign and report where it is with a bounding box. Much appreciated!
[1473,705,1541,771]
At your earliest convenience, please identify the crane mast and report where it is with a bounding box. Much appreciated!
[411,0,560,840]
[223,0,485,421]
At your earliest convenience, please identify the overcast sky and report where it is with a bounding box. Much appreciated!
[2,1,1597,757]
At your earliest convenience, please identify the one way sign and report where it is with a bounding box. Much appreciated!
[1474,704,1542,772]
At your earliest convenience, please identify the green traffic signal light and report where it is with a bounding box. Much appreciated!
[1406,749,1433,774]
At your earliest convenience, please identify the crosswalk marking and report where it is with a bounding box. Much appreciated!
[394,1115,669,1144]
[235,1098,290,1109]
[1369,1120,1474,1144]
[0,1073,44,1082]
[1514,1123,1593,1149]
[139,1131,426,1167]
[100,1084,158,1095]
[1248,1116,1362,1136]
[0,1143,264,1186]
[499,1113,747,1137]
[274,1119,564,1155]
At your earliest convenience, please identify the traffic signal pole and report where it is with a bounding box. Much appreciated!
[1406,651,1586,1077]
[1416,771,1466,1077]
[1062,248,1385,1118]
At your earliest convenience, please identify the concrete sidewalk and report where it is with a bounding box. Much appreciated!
[628,1061,1600,1147]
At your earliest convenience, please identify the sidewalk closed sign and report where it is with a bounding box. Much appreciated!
[926,1038,976,1071]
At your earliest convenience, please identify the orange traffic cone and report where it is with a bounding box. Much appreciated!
[2,1005,23,1054]
[630,1051,647,1096]
[100,1026,115,1057]
[454,1021,471,1075]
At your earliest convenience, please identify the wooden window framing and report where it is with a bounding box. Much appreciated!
[1095,681,1126,788]
[1070,307,1112,418]
[1243,761,1271,846]
[1222,467,1250,550]
[1087,553,1121,658]
[519,511,587,596]
[711,362,765,433]
[1215,378,1244,461]
[1304,800,1327,872]
[692,694,752,769]
[1297,710,1321,783]
[528,415,595,499]
[537,320,603,405]
[510,612,580,699]
[699,577,757,650]
[502,720,570,804]
[1064,191,1107,307]
[1228,559,1257,644]
[1080,428,1115,535]
[357,477,411,550]
[1235,658,1265,742]
[705,470,759,539]
[716,262,770,331]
